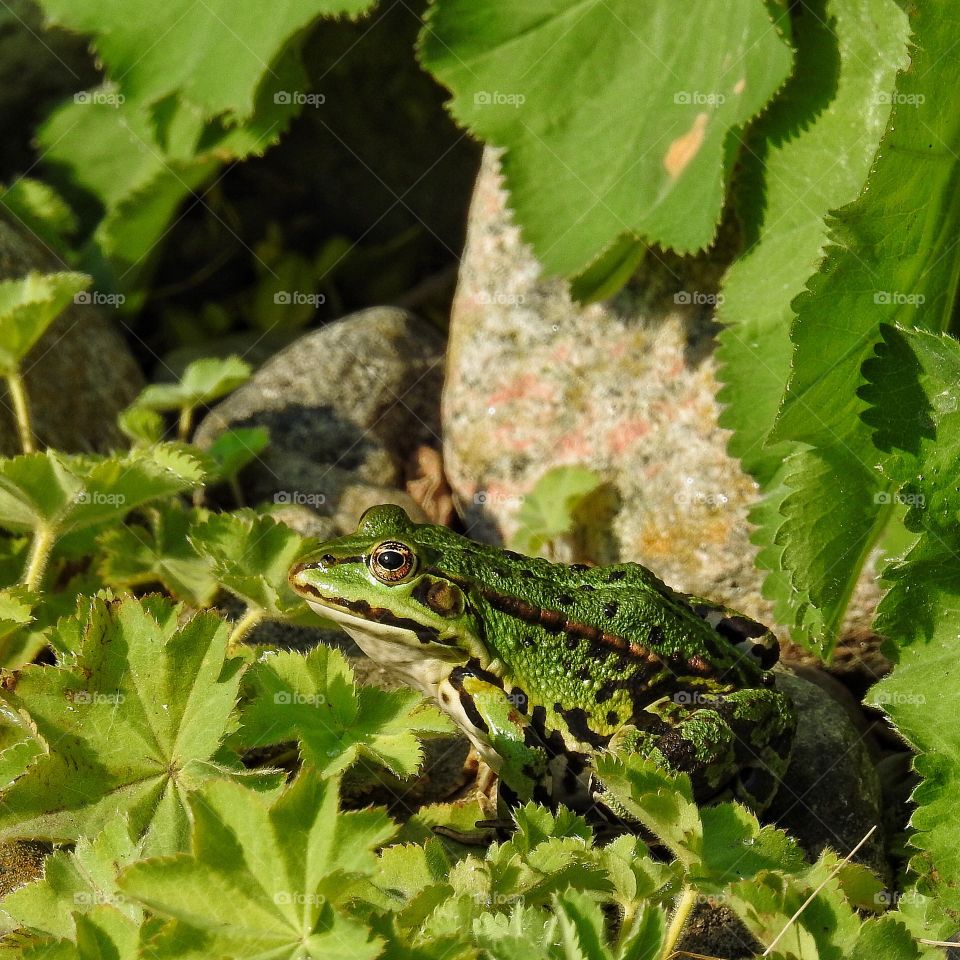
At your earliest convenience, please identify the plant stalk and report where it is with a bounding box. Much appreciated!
[178,405,194,442]
[23,523,56,592]
[659,885,697,960]
[227,607,264,651]
[7,370,35,453]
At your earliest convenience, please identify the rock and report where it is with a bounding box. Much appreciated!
[770,669,887,878]
[0,218,144,455]
[194,307,445,531]
[443,150,886,638]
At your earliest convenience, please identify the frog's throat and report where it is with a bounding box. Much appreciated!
[303,597,478,697]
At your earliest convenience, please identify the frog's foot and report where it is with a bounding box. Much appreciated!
[607,685,796,813]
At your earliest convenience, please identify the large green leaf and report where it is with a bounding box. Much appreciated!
[0,597,277,854]
[118,774,392,960]
[420,0,793,274]
[861,326,960,927]
[756,0,960,653]
[38,0,376,119]
[716,0,909,484]
[236,646,450,778]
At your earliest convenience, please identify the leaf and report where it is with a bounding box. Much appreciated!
[420,0,793,274]
[0,447,205,536]
[134,357,252,413]
[592,753,701,866]
[97,503,218,606]
[0,586,38,670]
[0,818,143,940]
[758,0,960,654]
[850,916,922,960]
[236,646,450,778]
[0,596,276,854]
[510,466,604,555]
[0,273,91,372]
[861,329,960,923]
[118,774,392,960]
[38,0,376,120]
[716,0,909,486]
[205,427,270,483]
[187,510,315,621]
[117,406,165,447]
[0,179,78,252]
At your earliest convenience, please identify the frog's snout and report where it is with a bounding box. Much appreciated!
[289,554,335,591]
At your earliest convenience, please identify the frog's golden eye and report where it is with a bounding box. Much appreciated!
[370,541,416,583]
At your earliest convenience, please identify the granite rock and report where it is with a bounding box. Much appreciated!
[0,217,143,454]
[195,307,445,531]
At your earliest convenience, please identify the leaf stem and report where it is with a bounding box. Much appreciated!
[659,885,697,960]
[23,523,56,592]
[7,370,35,453]
[227,607,264,651]
[178,405,194,442]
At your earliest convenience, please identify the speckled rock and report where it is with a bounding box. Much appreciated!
[195,307,445,531]
[0,218,143,454]
[444,151,884,639]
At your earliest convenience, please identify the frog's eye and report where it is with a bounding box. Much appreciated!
[370,541,417,583]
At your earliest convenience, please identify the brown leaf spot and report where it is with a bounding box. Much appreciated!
[663,113,709,178]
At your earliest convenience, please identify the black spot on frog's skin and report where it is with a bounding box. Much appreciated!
[566,633,580,650]
[532,783,552,804]
[562,707,613,749]
[760,672,776,688]
[558,593,574,605]
[570,563,590,572]
[595,680,617,704]
[580,584,595,592]
[456,691,488,734]
[606,710,619,726]
[553,701,564,715]
[519,569,536,579]
[577,666,591,682]
[648,624,665,646]
[508,687,529,713]
[603,601,619,618]
[607,570,627,582]
[502,550,524,562]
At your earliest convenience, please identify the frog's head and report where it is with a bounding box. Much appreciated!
[289,504,487,694]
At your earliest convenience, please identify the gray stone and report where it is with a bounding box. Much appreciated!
[0,217,144,455]
[195,307,445,531]
[770,669,887,878]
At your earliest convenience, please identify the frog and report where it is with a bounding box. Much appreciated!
[288,504,796,823]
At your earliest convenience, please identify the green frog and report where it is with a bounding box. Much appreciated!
[289,505,795,821]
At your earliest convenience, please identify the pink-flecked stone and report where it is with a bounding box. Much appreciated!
[443,150,771,623]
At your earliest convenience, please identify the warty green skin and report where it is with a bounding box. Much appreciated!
[289,505,796,818]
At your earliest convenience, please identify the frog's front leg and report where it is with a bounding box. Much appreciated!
[609,685,796,812]
[439,666,551,811]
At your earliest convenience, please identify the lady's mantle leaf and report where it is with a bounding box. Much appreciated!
[420,0,792,274]
[118,775,392,960]
[0,597,277,855]
[237,646,450,778]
